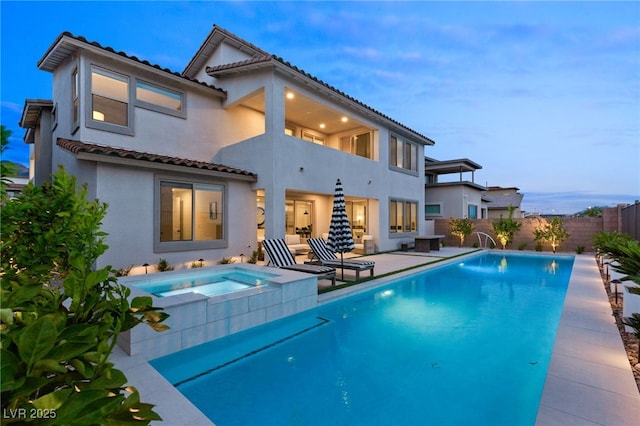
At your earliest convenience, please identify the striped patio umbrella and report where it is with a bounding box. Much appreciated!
[327,178,355,279]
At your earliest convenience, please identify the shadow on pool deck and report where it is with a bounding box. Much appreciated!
[112,250,640,425]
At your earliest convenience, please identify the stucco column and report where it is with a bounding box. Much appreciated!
[263,185,286,239]
[263,77,285,137]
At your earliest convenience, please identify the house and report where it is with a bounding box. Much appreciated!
[424,156,488,220]
[20,26,435,271]
[483,186,524,218]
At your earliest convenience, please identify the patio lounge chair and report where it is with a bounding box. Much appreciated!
[306,238,375,280]
[262,238,336,286]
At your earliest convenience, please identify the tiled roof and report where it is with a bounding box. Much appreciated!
[38,32,226,95]
[57,138,257,179]
[201,26,434,145]
[206,55,273,74]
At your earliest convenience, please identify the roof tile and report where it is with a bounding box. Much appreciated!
[57,138,256,178]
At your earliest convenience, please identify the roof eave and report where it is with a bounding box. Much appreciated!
[38,33,226,98]
[74,151,257,181]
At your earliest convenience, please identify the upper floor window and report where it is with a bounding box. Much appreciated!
[71,67,79,130]
[341,131,371,159]
[91,66,129,126]
[136,80,185,118]
[302,132,325,145]
[390,135,418,174]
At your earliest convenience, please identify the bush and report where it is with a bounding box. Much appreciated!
[533,217,570,253]
[576,246,585,254]
[1,167,169,424]
[492,206,521,249]
[156,258,174,272]
[449,218,474,247]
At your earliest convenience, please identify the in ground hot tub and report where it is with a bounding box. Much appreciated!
[131,268,276,297]
[118,264,319,358]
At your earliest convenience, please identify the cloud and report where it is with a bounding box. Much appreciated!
[522,191,638,215]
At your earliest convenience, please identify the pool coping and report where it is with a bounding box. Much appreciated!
[112,252,640,425]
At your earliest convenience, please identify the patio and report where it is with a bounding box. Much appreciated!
[112,250,640,425]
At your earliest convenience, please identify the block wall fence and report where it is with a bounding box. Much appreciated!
[433,204,635,253]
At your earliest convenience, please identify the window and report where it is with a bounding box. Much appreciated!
[390,199,418,234]
[302,132,325,145]
[136,80,185,117]
[91,66,129,126]
[341,132,371,159]
[425,204,441,216]
[468,204,478,219]
[390,135,418,174]
[71,67,79,130]
[157,180,225,250]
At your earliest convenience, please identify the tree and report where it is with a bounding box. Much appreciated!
[1,166,169,425]
[491,205,522,250]
[575,206,606,217]
[1,125,18,197]
[449,218,474,247]
[533,217,570,253]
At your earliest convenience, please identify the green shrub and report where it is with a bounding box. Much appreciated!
[492,206,521,249]
[190,259,205,268]
[115,264,133,277]
[1,167,168,424]
[576,245,585,254]
[218,256,236,264]
[533,217,570,253]
[518,242,527,251]
[156,258,174,272]
[449,218,474,247]
[535,242,544,252]
[247,250,260,264]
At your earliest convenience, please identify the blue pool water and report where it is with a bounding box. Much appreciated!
[133,268,275,297]
[151,253,573,425]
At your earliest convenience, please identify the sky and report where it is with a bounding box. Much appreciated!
[1,1,639,214]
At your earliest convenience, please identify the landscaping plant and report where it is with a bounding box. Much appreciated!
[491,205,522,250]
[449,218,474,247]
[622,313,640,360]
[1,167,169,425]
[533,217,570,253]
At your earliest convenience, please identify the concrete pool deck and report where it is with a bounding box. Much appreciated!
[112,250,640,425]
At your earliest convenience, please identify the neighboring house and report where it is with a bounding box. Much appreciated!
[424,157,488,219]
[483,186,524,218]
[1,162,30,198]
[20,26,435,271]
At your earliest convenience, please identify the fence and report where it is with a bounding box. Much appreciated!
[621,201,640,241]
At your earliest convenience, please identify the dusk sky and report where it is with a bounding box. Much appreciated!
[1,1,638,214]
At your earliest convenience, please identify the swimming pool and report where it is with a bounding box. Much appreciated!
[151,252,574,425]
[131,268,276,297]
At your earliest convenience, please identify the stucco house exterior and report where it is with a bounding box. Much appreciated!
[484,186,524,218]
[20,25,435,272]
[424,157,488,220]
